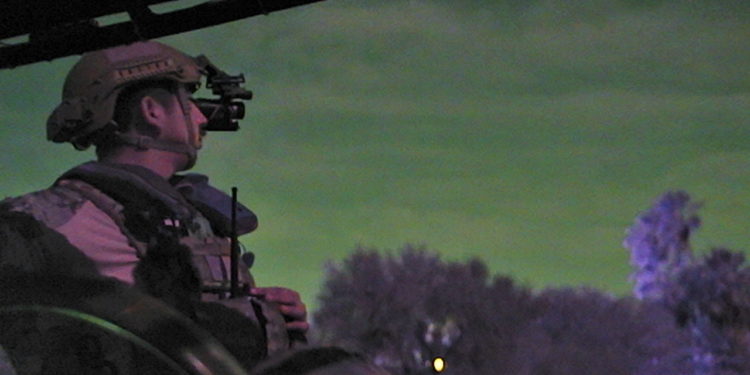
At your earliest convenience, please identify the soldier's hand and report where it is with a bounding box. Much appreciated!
[250,287,309,334]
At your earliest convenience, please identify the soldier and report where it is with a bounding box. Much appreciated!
[0,41,308,371]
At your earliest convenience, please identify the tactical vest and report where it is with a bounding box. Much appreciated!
[45,162,291,356]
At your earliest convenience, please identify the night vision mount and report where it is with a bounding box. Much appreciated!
[194,55,253,131]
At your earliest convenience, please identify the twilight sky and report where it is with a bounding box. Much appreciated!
[1,0,749,311]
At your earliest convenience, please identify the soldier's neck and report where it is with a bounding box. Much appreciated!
[99,147,188,179]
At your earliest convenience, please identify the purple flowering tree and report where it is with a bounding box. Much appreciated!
[624,191,750,375]
[623,191,700,301]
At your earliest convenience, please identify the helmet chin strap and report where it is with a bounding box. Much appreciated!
[174,84,201,170]
[113,85,202,171]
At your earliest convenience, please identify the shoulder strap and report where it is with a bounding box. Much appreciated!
[58,161,196,222]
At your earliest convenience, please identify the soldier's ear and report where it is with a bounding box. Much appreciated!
[140,95,168,126]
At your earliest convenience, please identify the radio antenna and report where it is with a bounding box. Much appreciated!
[230,186,240,297]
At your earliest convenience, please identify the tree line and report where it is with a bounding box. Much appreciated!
[311,191,750,375]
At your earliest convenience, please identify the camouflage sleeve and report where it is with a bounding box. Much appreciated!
[1,185,85,229]
[0,207,99,277]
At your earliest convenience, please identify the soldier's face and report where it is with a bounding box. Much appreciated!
[159,94,208,149]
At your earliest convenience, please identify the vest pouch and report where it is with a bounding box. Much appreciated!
[183,237,291,357]
[180,236,255,297]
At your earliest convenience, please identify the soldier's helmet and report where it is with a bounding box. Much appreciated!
[47,41,204,150]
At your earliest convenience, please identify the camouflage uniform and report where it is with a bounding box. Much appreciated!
[2,161,254,293]
[1,159,282,366]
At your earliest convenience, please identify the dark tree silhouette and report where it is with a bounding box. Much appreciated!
[512,288,690,375]
[312,245,537,374]
[662,249,750,375]
[313,245,688,375]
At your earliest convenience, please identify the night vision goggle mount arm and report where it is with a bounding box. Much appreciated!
[194,55,253,131]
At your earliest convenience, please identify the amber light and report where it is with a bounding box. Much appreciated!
[432,357,446,373]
